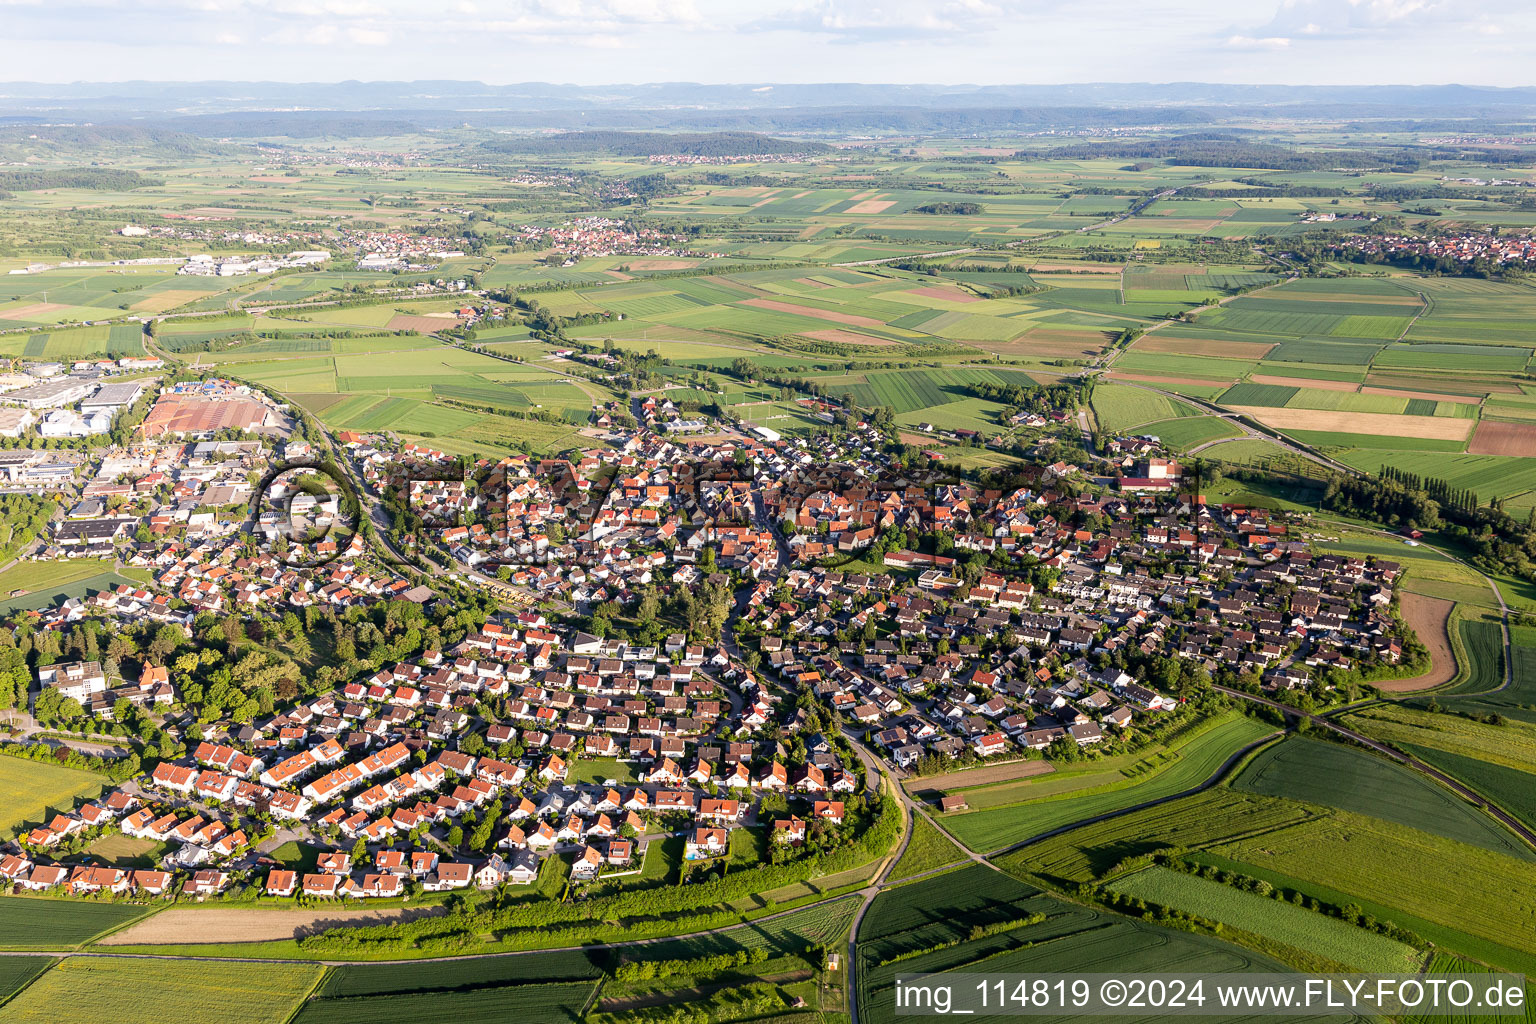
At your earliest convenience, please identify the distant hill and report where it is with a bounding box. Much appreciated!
[478,130,831,157]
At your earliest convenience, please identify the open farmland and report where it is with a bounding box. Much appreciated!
[1227,405,1474,441]
[1003,788,1536,975]
[940,714,1276,852]
[0,897,150,948]
[1469,420,1536,456]
[1231,736,1533,859]
[858,864,1312,1021]
[887,812,966,881]
[0,957,323,1024]
[1388,593,1458,690]
[1403,954,1536,1024]
[1107,866,1420,971]
[0,957,54,1004]
[294,981,598,1024]
[0,756,109,841]
[1090,383,1198,432]
[1343,703,1536,828]
[1136,414,1241,449]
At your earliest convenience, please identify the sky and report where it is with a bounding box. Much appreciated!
[0,0,1531,87]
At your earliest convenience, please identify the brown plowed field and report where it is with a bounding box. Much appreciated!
[99,904,448,944]
[798,329,896,347]
[1361,386,1480,404]
[1468,419,1536,456]
[1229,406,1474,441]
[1108,371,1234,387]
[741,297,883,328]
[978,330,1107,359]
[1,302,67,320]
[625,259,693,271]
[1379,593,1457,692]
[904,759,1054,800]
[1135,335,1276,359]
[910,285,981,303]
[387,313,461,333]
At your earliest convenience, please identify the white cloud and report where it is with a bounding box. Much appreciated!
[1225,33,1291,48]
[1238,0,1486,41]
[750,0,1032,41]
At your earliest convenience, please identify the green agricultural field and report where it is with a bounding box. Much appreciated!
[1285,389,1408,414]
[1330,314,1414,340]
[829,366,1037,415]
[0,755,109,840]
[1219,382,1299,407]
[1091,383,1199,432]
[1136,415,1241,449]
[1343,703,1536,827]
[859,864,1044,962]
[859,862,1312,1022]
[1107,867,1420,971]
[300,949,603,1024]
[940,715,1277,853]
[1333,452,1536,507]
[316,949,602,998]
[1005,788,1536,974]
[0,897,150,948]
[1231,736,1533,860]
[1114,352,1258,379]
[1403,954,1535,1024]
[896,396,1009,433]
[0,956,55,1004]
[887,812,965,882]
[1268,339,1383,365]
[0,957,323,1024]
[1377,346,1532,372]
[293,981,598,1024]
[1433,616,1508,695]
